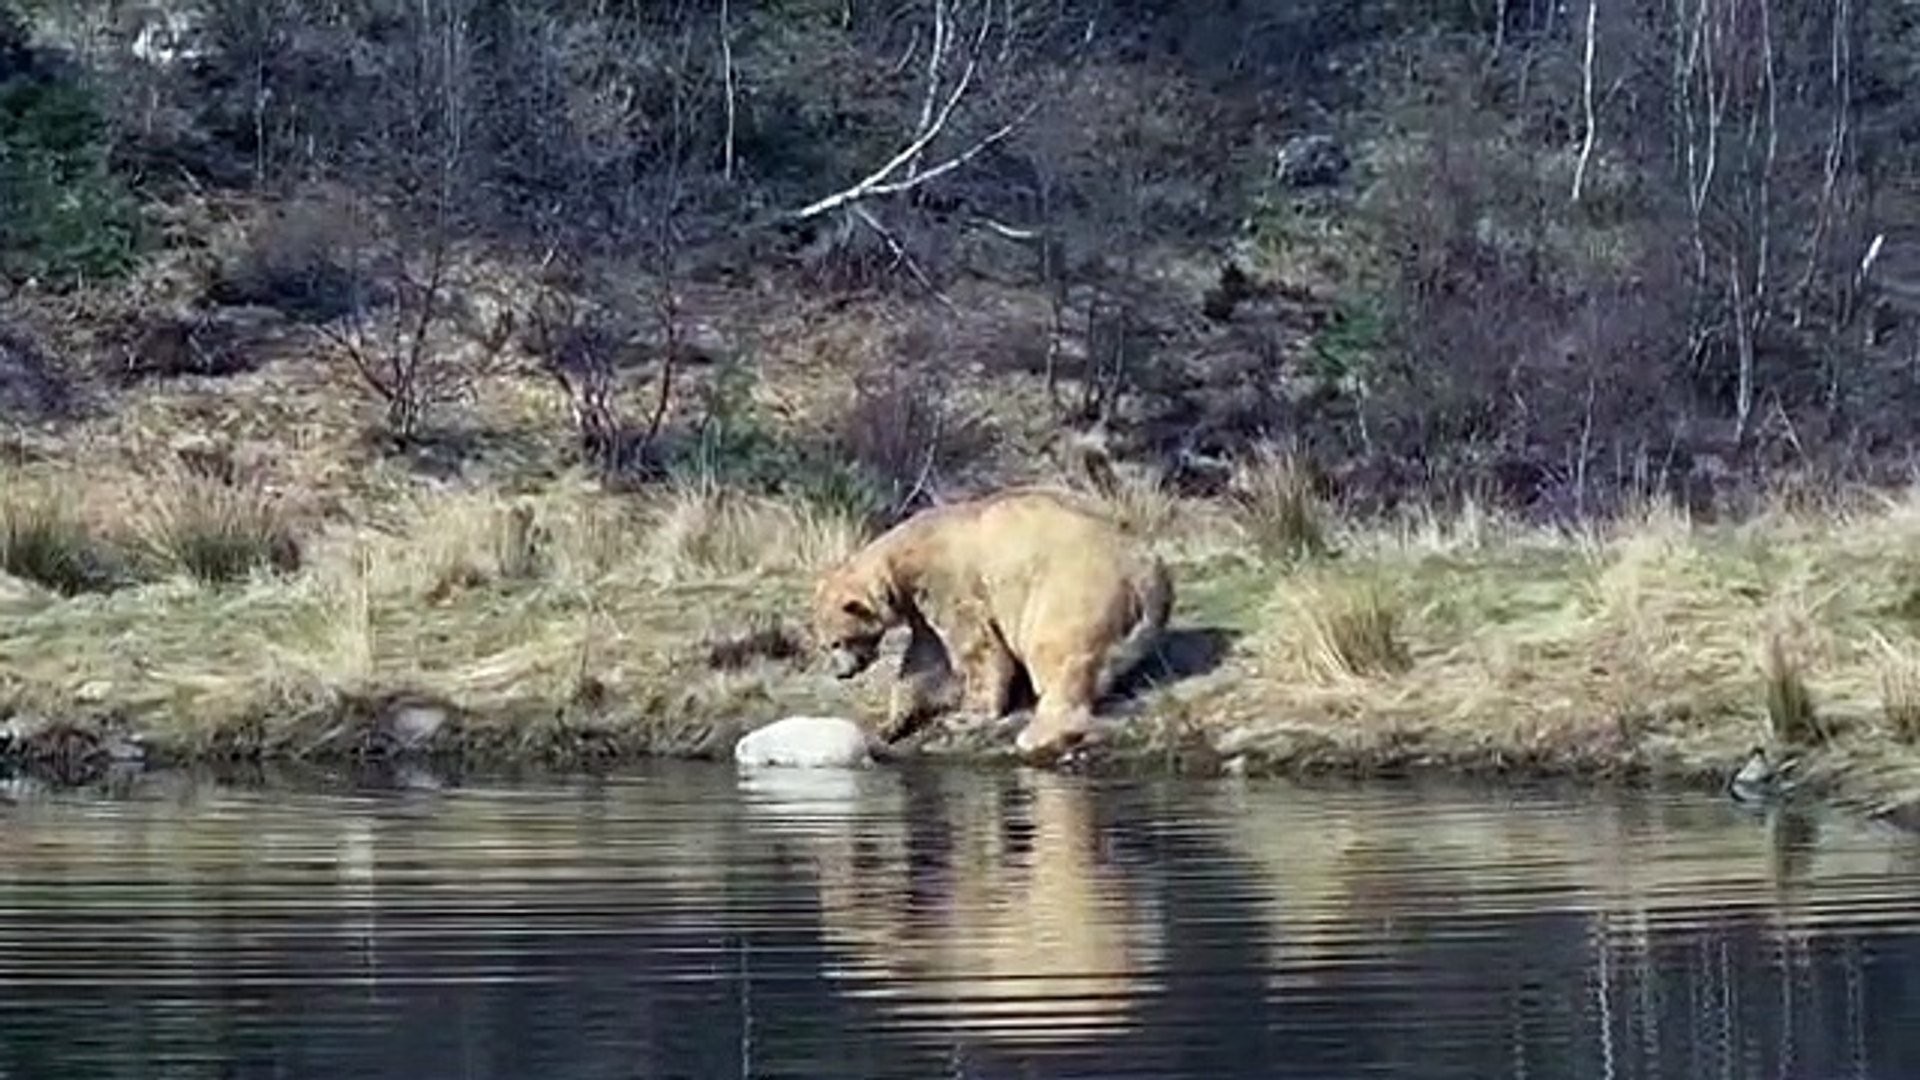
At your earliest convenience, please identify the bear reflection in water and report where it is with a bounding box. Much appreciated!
[739,767,1164,1049]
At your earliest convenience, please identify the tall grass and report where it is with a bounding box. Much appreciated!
[8,454,1920,821]
[642,483,865,582]
[1265,572,1411,683]
[1762,629,1822,746]
[0,489,125,595]
[128,465,302,585]
[1871,632,1920,745]
[1231,443,1328,560]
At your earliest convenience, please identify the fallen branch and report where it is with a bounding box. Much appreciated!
[783,0,1061,223]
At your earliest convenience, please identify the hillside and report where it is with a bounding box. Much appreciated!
[3,0,1915,515]
[8,0,1920,821]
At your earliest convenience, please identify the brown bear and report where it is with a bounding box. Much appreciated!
[808,485,1174,756]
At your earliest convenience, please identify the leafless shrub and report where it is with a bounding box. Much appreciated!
[111,309,258,384]
[829,322,996,515]
[520,281,633,474]
[1357,93,1693,512]
[316,240,514,445]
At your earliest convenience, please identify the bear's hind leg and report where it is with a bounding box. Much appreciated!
[1014,643,1102,756]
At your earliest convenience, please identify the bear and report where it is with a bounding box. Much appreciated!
[808,485,1174,757]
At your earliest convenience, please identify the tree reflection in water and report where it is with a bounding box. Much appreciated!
[0,765,1909,1079]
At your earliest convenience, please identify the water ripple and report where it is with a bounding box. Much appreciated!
[0,764,1914,1078]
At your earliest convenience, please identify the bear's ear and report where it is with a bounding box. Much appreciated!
[842,599,874,621]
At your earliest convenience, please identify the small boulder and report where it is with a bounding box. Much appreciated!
[734,715,878,770]
[1273,133,1349,189]
[384,703,448,750]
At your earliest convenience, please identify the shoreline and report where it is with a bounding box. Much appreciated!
[0,645,1904,834]
[8,474,1920,831]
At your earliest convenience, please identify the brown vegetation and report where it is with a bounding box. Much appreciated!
[6,0,1920,823]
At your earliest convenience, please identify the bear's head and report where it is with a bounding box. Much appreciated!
[809,562,900,679]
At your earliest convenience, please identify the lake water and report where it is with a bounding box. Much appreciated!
[0,762,1916,1079]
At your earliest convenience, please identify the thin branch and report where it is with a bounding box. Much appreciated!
[1571,0,1598,202]
[907,0,951,183]
[1753,0,1778,318]
[785,3,996,220]
[972,214,1042,241]
[1791,0,1853,322]
[719,0,737,182]
[896,410,945,512]
[1730,248,1754,442]
[865,98,1040,197]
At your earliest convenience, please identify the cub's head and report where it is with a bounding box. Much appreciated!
[809,562,899,679]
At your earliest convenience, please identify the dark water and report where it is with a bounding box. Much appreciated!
[0,764,1917,1079]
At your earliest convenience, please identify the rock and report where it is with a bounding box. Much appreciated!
[103,733,146,764]
[381,703,449,751]
[73,681,113,704]
[1273,134,1349,189]
[734,715,878,770]
[0,713,51,748]
[0,573,52,616]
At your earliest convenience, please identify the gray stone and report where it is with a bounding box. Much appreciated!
[1274,134,1350,189]
[0,713,50,747]
[734,715,877,770]
[383,704,448,750]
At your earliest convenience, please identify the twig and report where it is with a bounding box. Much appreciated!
[972,214,1042,241]
[895,411,944,512]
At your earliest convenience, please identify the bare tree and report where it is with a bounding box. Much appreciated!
[719,0,737,182]
[786,0,1045,222]
[779,0,1088,301]
[521,270,628,473]
[1570,0,1598,202]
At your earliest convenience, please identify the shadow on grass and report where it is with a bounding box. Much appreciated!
[1112,625,1241,700]
[921,624,1244,725]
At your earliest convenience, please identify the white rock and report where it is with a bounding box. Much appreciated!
[733,715,877,770]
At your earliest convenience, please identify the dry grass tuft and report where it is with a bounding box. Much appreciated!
[1870,631,1920,745]
[0,489,125,596]
[1266,571,1412,683]
[128,465,303,585]
[1761,628,1822,746]
[1080,464,1181,540]
[1230,443,1328,560]
[641,484,865,582]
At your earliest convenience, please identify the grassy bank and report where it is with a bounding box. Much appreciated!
[6,453,1920,826]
